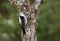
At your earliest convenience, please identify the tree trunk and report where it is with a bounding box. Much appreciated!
[8,0,43,41]
[21,17,37,41]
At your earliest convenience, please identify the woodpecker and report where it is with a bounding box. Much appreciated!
[18,12,27,34]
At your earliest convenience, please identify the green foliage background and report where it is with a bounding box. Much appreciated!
[0,0,60,41]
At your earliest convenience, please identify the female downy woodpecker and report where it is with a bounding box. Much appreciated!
[19,12,27,34]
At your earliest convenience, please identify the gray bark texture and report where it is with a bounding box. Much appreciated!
[8,0,43,41]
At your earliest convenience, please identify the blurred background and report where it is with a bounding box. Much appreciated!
[0,0,60,41]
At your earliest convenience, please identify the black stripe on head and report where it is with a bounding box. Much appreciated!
[20,16,25,24]
[20,16,24,21]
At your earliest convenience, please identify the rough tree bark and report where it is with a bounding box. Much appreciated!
[8,0,43,41]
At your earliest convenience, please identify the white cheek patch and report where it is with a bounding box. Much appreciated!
[19,16,21,24]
